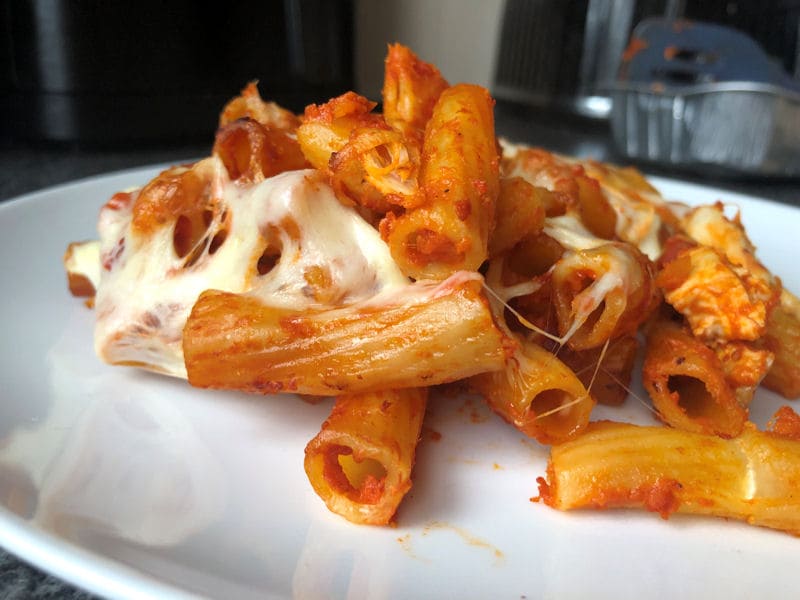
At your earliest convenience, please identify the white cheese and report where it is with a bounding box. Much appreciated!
[546,214,638,345]
[499,139,665,260]
[93,160,408,378]
[601,185,663,260]
[544,214,606,251]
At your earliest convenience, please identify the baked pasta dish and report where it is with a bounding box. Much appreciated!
[64,45,800,533]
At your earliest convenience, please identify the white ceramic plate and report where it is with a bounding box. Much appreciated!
[1,167,799,600]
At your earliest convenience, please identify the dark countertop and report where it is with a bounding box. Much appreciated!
[0,102,797,599]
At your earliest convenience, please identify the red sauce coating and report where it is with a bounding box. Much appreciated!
[322,445,386,505]
[303,91,378,123]
[533,475,553,505]
[589,479,683,519]
[767,406,800,441]
[105,191,133,211]
[359,474,386,505]
[657,235,696,270]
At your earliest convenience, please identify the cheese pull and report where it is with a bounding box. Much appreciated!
[91,160,408,378]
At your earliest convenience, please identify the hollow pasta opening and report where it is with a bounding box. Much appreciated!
[257,225,283,275]
[576,300,605,339]
[207,209,229,255]
[323,446,387,505]
[557,269,596,338]
[209,229,227,254]
[339,454,387,495]
[567,269,596,295]
[371,144,393,169]
[173,212,209,259]
[530,388,581,438]
[173,208,228,268]
[507,234,564,278]
[257,247,280,275]
[215,120,258,181]
[667,375,716,419]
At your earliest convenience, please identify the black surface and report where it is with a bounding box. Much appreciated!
[0,0,354,143]
[0,550,96,600]
[0,102,797,599]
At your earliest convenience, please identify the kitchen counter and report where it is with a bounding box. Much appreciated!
[0,102,798,598]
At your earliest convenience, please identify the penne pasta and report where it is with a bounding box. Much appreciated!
[763,290,800,399]
[550,240,659,350]
[382,84,500,280]
[574,158,680,260]
[536,418,800,535]
[501,142,670,260]
[304,387,427,525]
[481,246,559,344]
[327,126,423,212]
[489,177,546,258]
[218,81,301,131]
[62,42,800,533]
[296,92,383,174]
[571,173,617,240]
[382,43,449,145]
[297,91,422,213]
[642,315,746,438]
[470,338,594,444]
[504,232,565,281]
[183,272,510,396]
[213,117,308,183]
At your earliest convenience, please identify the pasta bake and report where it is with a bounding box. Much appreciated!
[64,44,800,534]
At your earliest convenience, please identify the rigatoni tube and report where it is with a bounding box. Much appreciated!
[184,272,510,396]
[470,338,594,445]
[643,317,746,438]
[304,388,427,525]
[537,420,800,536]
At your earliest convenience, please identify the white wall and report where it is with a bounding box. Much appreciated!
[354,0,506,100]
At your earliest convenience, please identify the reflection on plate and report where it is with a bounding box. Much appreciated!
[0,168,799,599]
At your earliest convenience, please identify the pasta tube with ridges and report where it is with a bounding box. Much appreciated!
[470,338,594,444]
[643,316,746,438]
[537,420,800,535]
[304,388,427,525]
[184,272,510,396]
[383,84,500,280]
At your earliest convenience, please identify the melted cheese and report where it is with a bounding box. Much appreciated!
[601,186,663,260]
[500,139,665,259]
[544,214,606,251]
[556,245,637,344]
[546,214,639,345]
[93,160,408,378]
[500,139,565,193]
